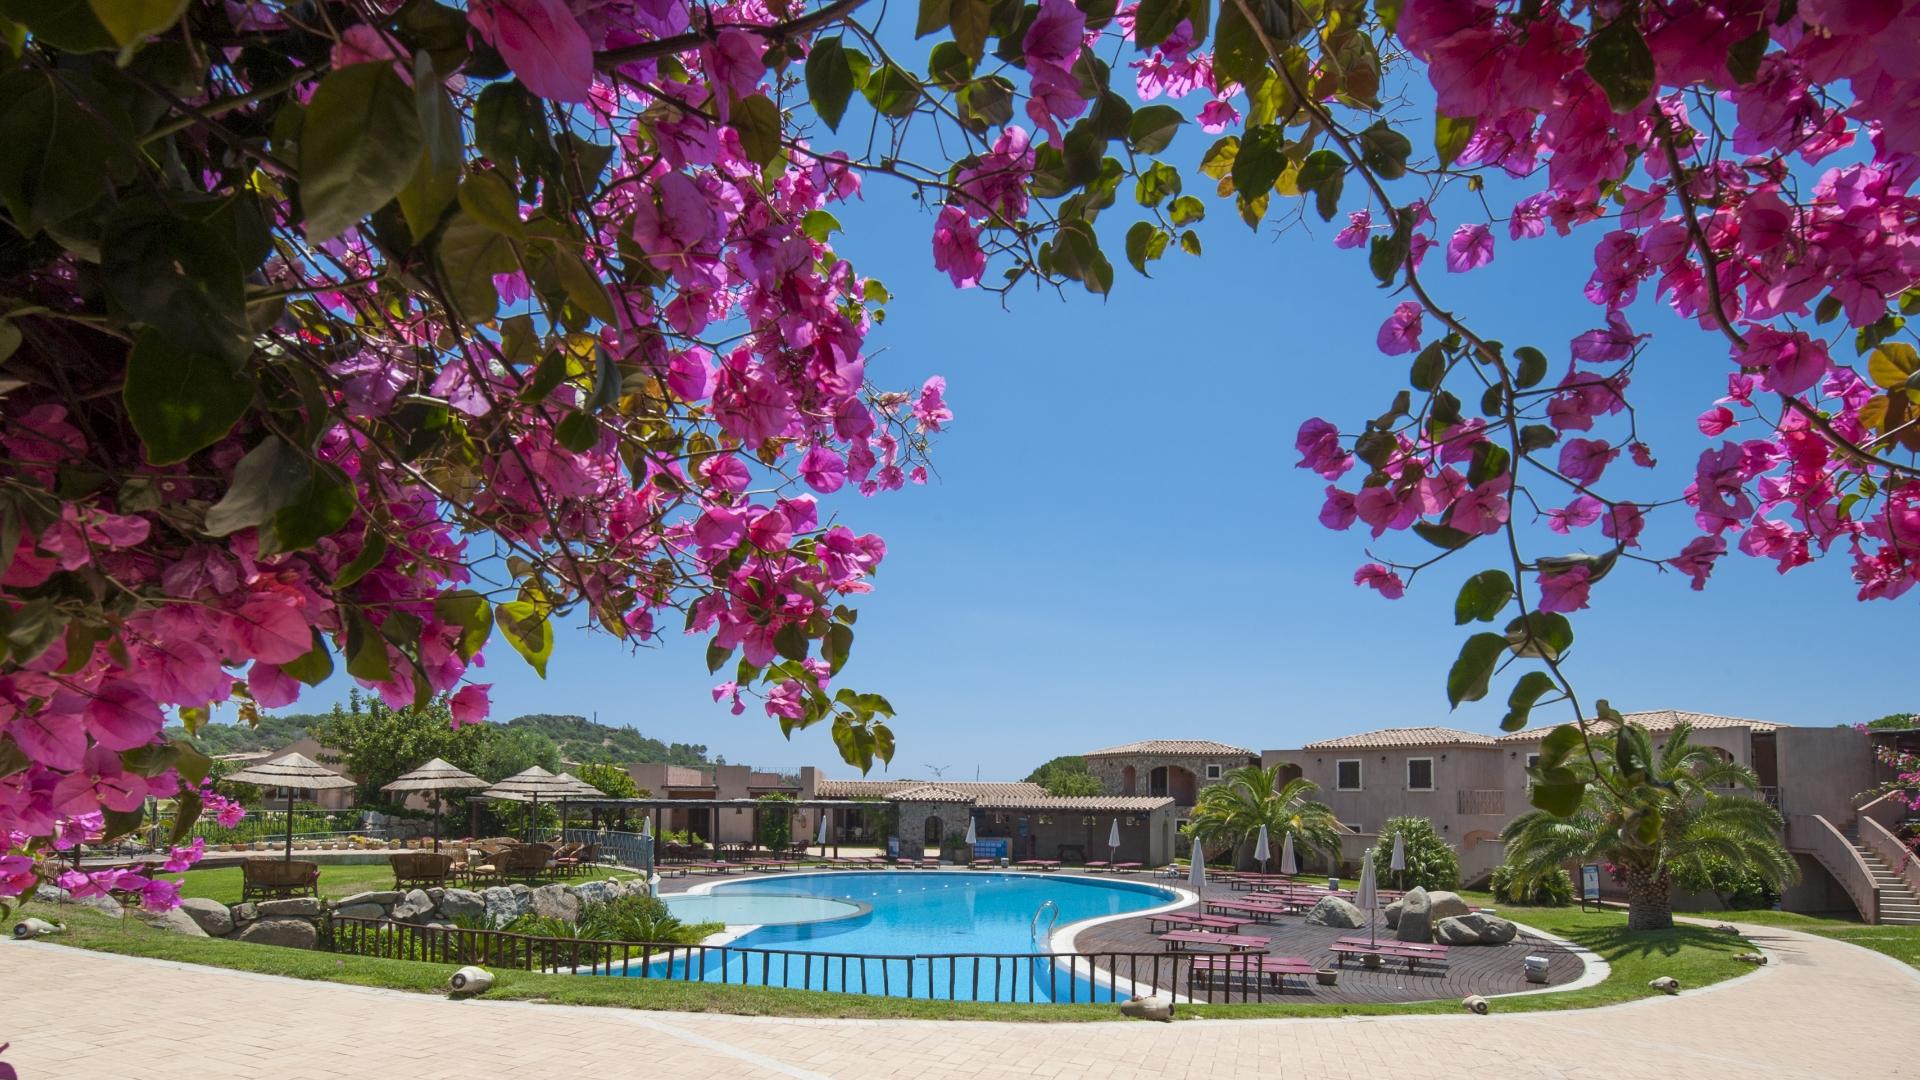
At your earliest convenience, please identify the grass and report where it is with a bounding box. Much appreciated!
[12,892,1776,1022]
[159,864,641,905]
[1698,907,1920,971]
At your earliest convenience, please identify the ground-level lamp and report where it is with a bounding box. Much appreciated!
[380,758,487,853]
[218,752,356,860]
[1253,824,1270,877]
[480,766,582,843]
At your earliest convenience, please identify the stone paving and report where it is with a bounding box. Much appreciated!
[3,920,1915,1079]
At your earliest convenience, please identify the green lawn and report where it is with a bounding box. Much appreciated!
[160,863,642,905]
[1702,908,1920,971]
[14,895,1773,1022]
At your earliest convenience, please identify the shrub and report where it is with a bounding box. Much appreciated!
[1369,817,1460,892]
[1673,853,1779,910]
[1490,862,1574,906]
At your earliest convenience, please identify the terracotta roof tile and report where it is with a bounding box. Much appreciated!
[1081,740,1256,758]
[1496,709,1783,742]
[813,779,1048,800]
[1300,727,1497,750]
[974,795,1174,812]
[885,784,979,803]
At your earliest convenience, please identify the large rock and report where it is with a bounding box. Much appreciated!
[569,879,619,905]
[71,894,124,919]
[177,897,233,937]
[335,891,401,909]
[438,888,486,922]
[1303,896,1365,929]
[427,888,446,906]
[144,907,208,937]
[529,884,579,922]
[257,897,322,918]
[231,902,258,925]
[1428,891,1471,922]
[1433,913,1518,946]
[334,903,387,921]
[482,886,523,927]
[235,917,319,949]
[1383,897,1405,929]
[390,889,435,923]
[1396,887,1433,943]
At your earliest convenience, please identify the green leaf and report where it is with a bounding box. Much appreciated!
[1230,124,1288,199]
[732,93,782,168]
[170,740,212,786]
[1466,441,1509,486]
[806,36,857,129]
[1297,149,1345,222]
[862,63,921,117]
[344,610,393,682]
[543,241,615,323]
[267,465,355,553]
[706,637,732,673]
[1867,343,1918,389]
[0,69,133,235]
[1529,776,1585,816]
[1124,221,1169,275]
[1134,161,1181,207]
[0,0,115,51]
[915,0,949,35]
[203,436,306,536]
[456,169,525,239]
[1358,121,1412,180]
[926,40,975,88]
[1725,28,1766,85]
[1434,112,1474,170]
[496,600,553,677]
[1409,341,1445,391]
[1454,570,1514,625]
[1412,521,1475,550]
[1133,0,1185,49]
[823,622,854,676]
[774,622,809,662]
[1128,104,1184,155]
[801,210,841,242]
[300,62,424,242]
[554,411,598,452]
[435,211,520,321]
[399,57,464,242]
[280,629,335,686]
[1211,0,1266,88]
[434,589,493,661]
[87,0,187,46]
[1538,723,1585,769]
[1504,611,1574,661]
[1585,18,1655,113]
[1169,195,1205,227]
[104,211,250,362]
[123,329,255,466]
[1446,632,1507,708]
[1513,345,1548,390]
[950,0,992,62]
[1501,671,1555,731]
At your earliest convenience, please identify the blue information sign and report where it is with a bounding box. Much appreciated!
[1581,864,1602,902]
[972,838,1009,861]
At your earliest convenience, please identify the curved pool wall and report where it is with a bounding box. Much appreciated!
[661,892,870,926]
[608,871,1181,1002]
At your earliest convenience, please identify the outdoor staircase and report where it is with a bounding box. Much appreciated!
[1849,830,1920,926]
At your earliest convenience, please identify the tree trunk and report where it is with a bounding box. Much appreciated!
[1622,865,1673,931]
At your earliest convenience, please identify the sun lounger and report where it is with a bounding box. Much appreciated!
[1148,912,1247,933]
[1015,859,1060,871]
[1082,860,1110,872]
[1157,930,1270,952]
[1109,862,1142,874]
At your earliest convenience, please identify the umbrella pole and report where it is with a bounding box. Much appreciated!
[433,799,441,854]
[284,794,294,861]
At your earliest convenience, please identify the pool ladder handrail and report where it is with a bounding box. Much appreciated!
[1030,899,1059,949]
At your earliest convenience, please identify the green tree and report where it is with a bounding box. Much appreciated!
[469,726,562,783]
[574,763,640,798]
[757,793,796,850]
[1501,722,1797,931]
[1184,764,1342,869]
[307,690,490,809]
[1371,817,1460,892]
[1025,755,1103,796]
[1866,713,1918,730]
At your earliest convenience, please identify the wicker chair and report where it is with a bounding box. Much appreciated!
[240,859,320,902]
[390,851,455,890]
[468,843,554,884]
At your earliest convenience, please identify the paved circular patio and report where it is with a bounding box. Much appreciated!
[3,920,1912,1079]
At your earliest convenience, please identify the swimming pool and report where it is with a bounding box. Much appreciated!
[612,871,1183,1002]
[661,892,868,926]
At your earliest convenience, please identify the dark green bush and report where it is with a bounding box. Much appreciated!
[1490,862,1574,906]
[1369,817,1460,892]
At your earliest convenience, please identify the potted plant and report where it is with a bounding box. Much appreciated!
[1315,969,1338,986]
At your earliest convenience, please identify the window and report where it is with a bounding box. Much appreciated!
[1204,763,1222,780]
[1525,753,1540,790]
[1406,757,1435,791]
[1335,759,1362,791]
[1342,822,1364,833]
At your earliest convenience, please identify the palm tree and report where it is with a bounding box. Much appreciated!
[1501,722,1797,931]
[1185,764,1342,870]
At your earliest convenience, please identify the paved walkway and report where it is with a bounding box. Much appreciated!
[2,922,1913,1079]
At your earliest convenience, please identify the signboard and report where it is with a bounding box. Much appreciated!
[886,835,900,859]
[1580,864,1601,903]
[972,838,1009,862]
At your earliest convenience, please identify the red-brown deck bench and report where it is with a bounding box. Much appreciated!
[1188,954,1317,991]
[1329,938,1451,972]
[1109,862,1142,873]
[1016,859,1061,871]
[1148,912,1247,934]
[1157,930,1270,952]
[1205,899,1296,922]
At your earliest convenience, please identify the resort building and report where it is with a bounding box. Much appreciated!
[815,778,1180,865]
[623,763,816,847]
[1080,740,1260,809]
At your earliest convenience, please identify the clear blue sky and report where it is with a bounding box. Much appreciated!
[278,57,1910,781]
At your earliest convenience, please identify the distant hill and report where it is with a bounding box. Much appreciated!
[166,712,323,756]
[503,713,712,767]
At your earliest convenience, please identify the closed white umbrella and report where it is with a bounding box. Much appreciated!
[1358,848,1380,946]
[964,816,977,860]
[1106,818,1121,865]
[815,811,830,848]
[1390,830,1407,890]
[1188,837,1206,892]
[1253,824,1271,875]
[1279,832,1297,877]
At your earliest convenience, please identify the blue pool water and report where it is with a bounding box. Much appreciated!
[610,871,1178,1002]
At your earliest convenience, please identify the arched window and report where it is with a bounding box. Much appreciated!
[924,815,943,845]
[1121,765,1137,795]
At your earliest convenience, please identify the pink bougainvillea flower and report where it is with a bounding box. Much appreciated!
[1334,210,1372,249]
[1353,563,1405,599]
[931,207,985,288]
[799,445,848,493]
[449,683,492,727]
[1739,328,1829,397]
[1445,223,1495,272]
[1558,438,1618,485]
[1546,495,1603,534]
[467,0,595,103]
[1537,565,1592,613]
[1450,478,1511,535]
[1376,302,1424,356]
[913,376,953,432]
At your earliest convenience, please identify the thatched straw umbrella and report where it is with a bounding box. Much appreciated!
[551,771,606,845]
[220,752,356,859]
[380,758,487,852]
[480,767,582,843]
